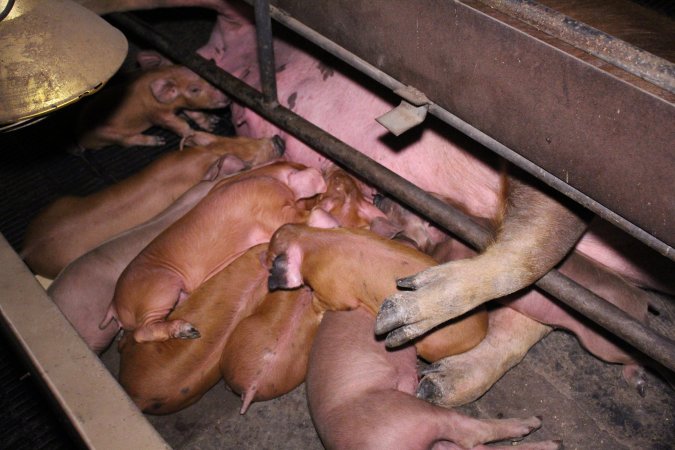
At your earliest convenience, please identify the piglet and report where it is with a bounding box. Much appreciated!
[307,307,561,450]
[220,286,321,414]
[118,244,269,414]
[22,134,283,279]
[48,154,247,353]
[75,63,228,150]
[266,223,488,362]
[101,162,326,344]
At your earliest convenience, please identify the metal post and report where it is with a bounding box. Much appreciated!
[253,0,278,105]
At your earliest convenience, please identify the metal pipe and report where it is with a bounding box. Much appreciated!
[253,0,278,105]
[106,12,675,372]
[258,1,674,261]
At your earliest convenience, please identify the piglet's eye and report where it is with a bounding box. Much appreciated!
[190,86,202,94]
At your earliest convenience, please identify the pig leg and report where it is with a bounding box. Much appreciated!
[309,309,559,450]
[376,176,590,347]
[132,318,201,343]
[91,126,166,147]
[418,305,552,407]
[182,110,220,131]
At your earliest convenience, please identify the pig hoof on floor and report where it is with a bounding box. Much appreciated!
[416,376,444,403]
[622,364,647,397]
[416,364,490,407]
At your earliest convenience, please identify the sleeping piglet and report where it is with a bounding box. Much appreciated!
[75,63,228,150]
[307,307,561,450]
[101,162,326,344]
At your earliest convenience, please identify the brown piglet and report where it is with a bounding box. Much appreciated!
[266,223,488,362]
[118,244,270,414]
[75,64,228,150]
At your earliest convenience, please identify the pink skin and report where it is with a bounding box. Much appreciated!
[307,307,562,450]
[48,154,247,354]
[22,136,282,279]
[100,161,326,344]
[75,63,228,150]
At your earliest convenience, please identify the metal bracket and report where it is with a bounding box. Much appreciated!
[376,85,430,136]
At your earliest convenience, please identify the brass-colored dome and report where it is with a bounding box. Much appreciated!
[0,0,128,128]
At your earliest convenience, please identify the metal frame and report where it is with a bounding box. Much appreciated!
[106,3,675,372]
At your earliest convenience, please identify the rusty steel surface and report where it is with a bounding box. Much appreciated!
[481,0,675,93]
[106,12,675,372]
[268,0,675,251]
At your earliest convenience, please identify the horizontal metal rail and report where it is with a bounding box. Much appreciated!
[106,12,675,373]
[478,0,675,94]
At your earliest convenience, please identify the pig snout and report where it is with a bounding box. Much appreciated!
[268,254,292,291]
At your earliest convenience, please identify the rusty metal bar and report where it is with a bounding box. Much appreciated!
[253,0,278,105]
[106,12,675,373]
[254,1,675,261]
[478,0,675,94]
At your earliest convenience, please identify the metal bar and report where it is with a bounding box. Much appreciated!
[257,2,674,260]
[106,12,675,373]
[478,0,675,94]
[253,0,278,104]
[0,234,170,449]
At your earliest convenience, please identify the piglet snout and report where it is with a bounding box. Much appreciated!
[268,254,289,291]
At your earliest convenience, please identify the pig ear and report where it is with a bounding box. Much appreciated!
[136,50,173,69]
[150,78,179,104]
[308,208,340,229]
[287,168,327,200]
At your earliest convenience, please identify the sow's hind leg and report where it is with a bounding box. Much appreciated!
[376,174,591,347]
